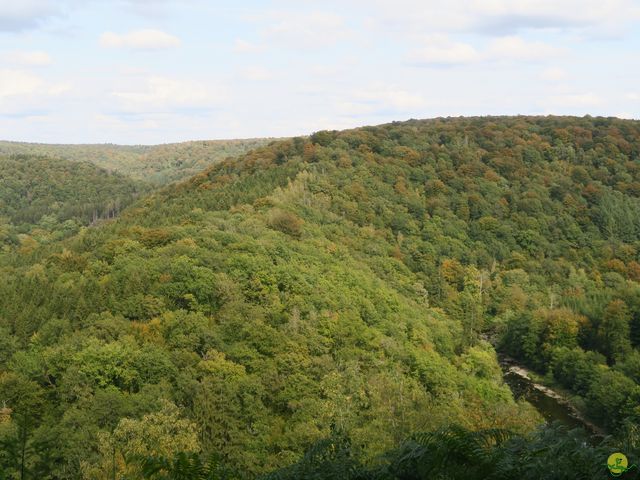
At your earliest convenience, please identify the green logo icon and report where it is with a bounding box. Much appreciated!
[607,452,637,477]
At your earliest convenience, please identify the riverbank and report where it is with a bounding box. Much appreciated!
[499,355,606,439]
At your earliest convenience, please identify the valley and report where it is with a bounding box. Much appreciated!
[1,116,639,479]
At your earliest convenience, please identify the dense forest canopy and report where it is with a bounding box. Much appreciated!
[0,138,272,185]
[0,155,148,249]
[1,116,640,479]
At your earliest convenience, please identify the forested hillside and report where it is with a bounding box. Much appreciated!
[0,139,272,185]
[1,116,640,479]
[0,155,147,248]
[133,140,274,184]
[0,142,146,174]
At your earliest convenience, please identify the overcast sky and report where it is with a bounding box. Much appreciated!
[1,0,639,144]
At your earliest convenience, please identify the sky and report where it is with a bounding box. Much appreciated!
[1,0,639,144]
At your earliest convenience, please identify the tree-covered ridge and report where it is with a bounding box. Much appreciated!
[0,154,148,245]
[0,138,274,185]
[0,142,147,174]
[134,139,276,184]
[1,116,640,478]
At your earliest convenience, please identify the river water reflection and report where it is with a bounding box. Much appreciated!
[500,357,605,441]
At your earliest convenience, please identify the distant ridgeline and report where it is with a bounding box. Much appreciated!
[0,116,639,479]
[0,138,273,184]
[0,138,272,246]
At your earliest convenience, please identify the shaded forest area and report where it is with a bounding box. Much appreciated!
[0,155,147,248]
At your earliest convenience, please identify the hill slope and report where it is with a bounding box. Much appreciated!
[0,154,147,246]
[1,116,640,478]
[0,138,273,185]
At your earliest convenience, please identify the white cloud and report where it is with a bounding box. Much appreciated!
[4,50,52,66]
[335,85,427,116]
[1,1,638,143]
[93,112,163,132]
[260,11,352,48]
[360,87,426,111]
[407,34,562,67]
[407,35,480,66]
[0,1,58,32]
[308,65,343,77]
[111,76,224,113]
[467,0,636,34]
[239,67,273,81]
[0,69,69,116]
[361,0,640,37]
[0,70,68,98]
[546,92,602,108]
[100,29,181,50]
[487,36,564,61]
[540,67,568,81]
[233,39,265,54]
[0,70,44,98]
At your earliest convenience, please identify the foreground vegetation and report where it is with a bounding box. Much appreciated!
[1,116,639,478]
[129,423,635,480]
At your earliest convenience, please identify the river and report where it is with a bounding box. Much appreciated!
[499,356,605,440]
